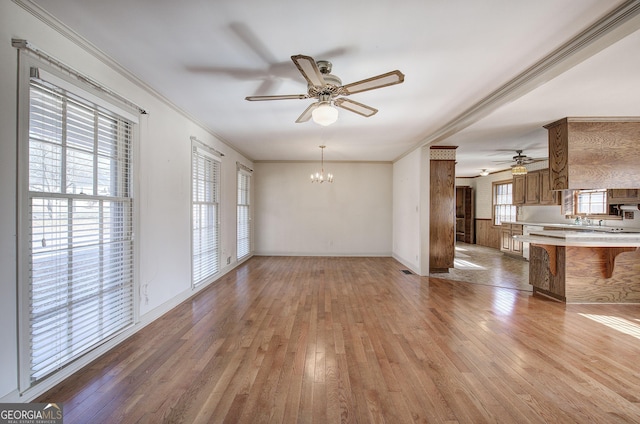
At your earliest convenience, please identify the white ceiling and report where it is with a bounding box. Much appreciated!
[28,0,640,176]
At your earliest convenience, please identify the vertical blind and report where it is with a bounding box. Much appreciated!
[192,146,220,286]
[237,170,251,259]
[27,80,134,383]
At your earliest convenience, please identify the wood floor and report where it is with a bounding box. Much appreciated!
[430,242,531,291]
[38,256,640,423]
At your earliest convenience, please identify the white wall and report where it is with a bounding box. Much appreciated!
[1,1,252,400]
[254,162,392,256]
[470,170,513,219]
[392,148,429,275]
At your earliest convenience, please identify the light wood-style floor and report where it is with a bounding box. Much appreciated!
[430,242,531,291]
[39,256,640,423]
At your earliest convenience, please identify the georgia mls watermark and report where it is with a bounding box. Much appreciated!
[0,403,63,424]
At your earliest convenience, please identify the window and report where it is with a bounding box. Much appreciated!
[237,168,251,260]
[191,144,221,286]
[576,189,607,215]
[22,76,135,386]
[560,189,610,217]
[493,181,517,225]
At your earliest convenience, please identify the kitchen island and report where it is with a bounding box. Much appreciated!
[514,230,640,303]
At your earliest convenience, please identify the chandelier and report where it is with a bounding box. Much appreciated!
[310,145,333,183]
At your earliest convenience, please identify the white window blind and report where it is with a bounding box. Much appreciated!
[494,182,517,225]
[25,80,135,384]
[192,145,220,286]
[237,169,251,259]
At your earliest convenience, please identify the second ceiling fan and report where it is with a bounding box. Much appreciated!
[245,54,405,125]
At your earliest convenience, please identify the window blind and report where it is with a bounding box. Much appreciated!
[192,145,220,286]
[494,182,516,225]
[26,80,135,383]
[237,169,251,259]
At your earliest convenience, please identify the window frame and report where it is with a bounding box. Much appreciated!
[237,166,252,261]
[191,141,222,287]
[17,56,139,391]
[492,179,517,226]
[575,189,607,215]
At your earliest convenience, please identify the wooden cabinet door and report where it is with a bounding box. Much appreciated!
[607,189,640,204]
[539,169,556,205]
[500,226,512,252]
[525,171,540,204]
[513,175,525,205]
[511,225,523,255]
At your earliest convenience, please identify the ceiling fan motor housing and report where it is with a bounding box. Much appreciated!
[316,60,332,74]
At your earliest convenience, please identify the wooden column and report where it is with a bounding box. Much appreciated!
[430,146,456,273]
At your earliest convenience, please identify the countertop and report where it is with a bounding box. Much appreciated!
[514,230,640,247]
[502,221,640,234]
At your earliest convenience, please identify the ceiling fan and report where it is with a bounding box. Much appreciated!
[493,150,543,166]
[245,54,405,125]
[493,150,546,175]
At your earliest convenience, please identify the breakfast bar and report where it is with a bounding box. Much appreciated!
[514,231,640,303]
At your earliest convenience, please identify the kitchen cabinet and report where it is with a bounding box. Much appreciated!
[500,223,523,257]
[456,186,474,244]
[525,171,540,204]
[539,169,557,205]
[607,189,640,204]
[545,117,640,190]
[513,169,557,206]
[513,175,525,205]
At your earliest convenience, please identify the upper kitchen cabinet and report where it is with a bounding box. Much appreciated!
[513,168,558,206]
[607,189,640,204]
[538,168,557,205]
[545,117,640,190]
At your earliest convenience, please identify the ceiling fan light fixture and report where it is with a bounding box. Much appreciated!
[312,102,338,126]
[511,165,528,175]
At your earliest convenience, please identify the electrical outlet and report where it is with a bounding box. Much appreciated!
[227,256,231,265]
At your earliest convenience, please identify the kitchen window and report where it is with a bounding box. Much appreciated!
[576,189,607,215]
[493,180,517,225]
[560,189,611,217]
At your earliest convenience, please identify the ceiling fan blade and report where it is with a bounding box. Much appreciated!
[295,103,318,123]
[334,98,378,117]
[291,54,326,87]
[245,94,307,101]
[341,70,405,95]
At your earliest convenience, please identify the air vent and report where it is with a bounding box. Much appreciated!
[401,270,413,275]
